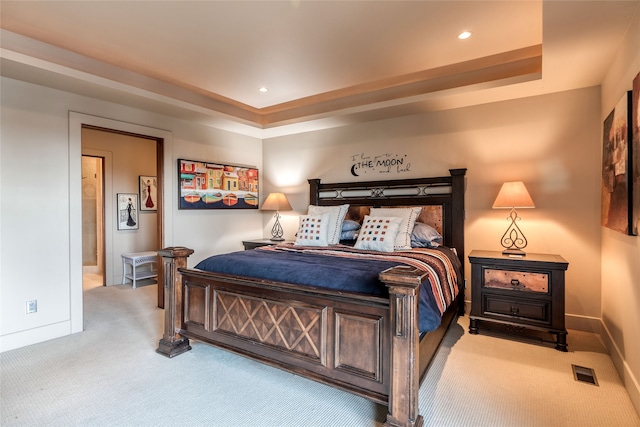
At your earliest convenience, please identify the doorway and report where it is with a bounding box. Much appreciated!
[69,112,172,334]
[81,125,164,306]
[81,155,105,290]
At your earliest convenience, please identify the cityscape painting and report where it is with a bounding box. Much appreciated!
[178,159,259,210]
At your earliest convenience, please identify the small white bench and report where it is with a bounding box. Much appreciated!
[121,251,158,288]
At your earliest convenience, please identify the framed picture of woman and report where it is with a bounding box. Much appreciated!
[117,193,139,230]
[139,175,157,212]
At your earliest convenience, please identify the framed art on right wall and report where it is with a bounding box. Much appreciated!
[601,91,633,235]
[632,71,640,236]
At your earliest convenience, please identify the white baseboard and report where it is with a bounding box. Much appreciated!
[464,300,471,315]
[0,321,72,353]
[462,304,603,333]
[565,313,602,334]
[600,320,640,418]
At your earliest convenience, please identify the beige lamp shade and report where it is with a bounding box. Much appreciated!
[492,181,535,209]
[261,192,292,211]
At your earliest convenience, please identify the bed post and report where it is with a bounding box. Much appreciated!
[449,168,467,315]
[380,266,426,427]
[156,246,194,358]
[308,178,320,205]
[449,168,466,265]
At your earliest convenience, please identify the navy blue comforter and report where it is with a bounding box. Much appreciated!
[195,245,459,332]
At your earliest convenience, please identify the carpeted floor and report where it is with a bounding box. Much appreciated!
[1,277,639,426]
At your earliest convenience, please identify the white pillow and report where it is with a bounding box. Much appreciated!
[308,204,349,245]
[370,207,422,250]
[354,215,403,252]
[294,213,331,246]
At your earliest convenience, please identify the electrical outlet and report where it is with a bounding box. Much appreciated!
[26,300,37,314]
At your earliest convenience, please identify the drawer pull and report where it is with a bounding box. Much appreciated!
[510,306,520,315]
[511,279,520,287]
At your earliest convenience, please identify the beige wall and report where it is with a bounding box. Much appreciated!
[264,86,603,330]
[600,4,640,414]
[0,77,263,351]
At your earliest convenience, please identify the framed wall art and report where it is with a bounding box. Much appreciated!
[178,159,259,210]
[601,91,633,235]
[139,175,157,212]
[117,193,139,230]
[632,71,640,236]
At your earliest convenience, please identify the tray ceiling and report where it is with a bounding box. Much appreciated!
[1,1,637,137]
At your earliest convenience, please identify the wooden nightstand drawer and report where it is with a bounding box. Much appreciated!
[482,294,550,324]
[484,269,548,293]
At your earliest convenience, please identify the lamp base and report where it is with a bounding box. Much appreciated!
[499,207,529,257]
[502,248,526,256]
[269,211,285,242]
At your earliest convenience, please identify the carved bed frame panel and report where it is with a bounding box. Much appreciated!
[157,168,466,427]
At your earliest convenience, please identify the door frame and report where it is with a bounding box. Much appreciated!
[69,112,173,332]
[81,153,107,284]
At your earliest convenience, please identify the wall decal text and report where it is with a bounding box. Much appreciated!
[350,152,411,176]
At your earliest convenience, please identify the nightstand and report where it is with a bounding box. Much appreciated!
[468,250,569,351]
[242,239,293,250]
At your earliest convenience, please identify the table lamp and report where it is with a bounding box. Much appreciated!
[261,192,292,241]
[492,181,535,256]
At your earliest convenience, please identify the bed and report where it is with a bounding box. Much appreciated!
[156,168,466,427]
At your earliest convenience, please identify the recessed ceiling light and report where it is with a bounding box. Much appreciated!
[258,86,269,93]
[458,31,472,40]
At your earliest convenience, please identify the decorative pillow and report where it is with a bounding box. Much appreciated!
[354,215,403,252]
[370,207,422,250]
[341,219,361,232]
[340,229,359,241]
[411,222,443,248]
[294,213,331,246]
[308,204,349,245]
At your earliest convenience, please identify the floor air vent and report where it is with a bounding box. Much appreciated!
[572,364,598,386]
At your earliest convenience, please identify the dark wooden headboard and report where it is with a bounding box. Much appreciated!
[308,168,467,267]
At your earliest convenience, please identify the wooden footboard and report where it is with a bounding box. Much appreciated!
[155,247,458,427]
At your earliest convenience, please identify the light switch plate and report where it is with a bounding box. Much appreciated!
[26,300,37,314]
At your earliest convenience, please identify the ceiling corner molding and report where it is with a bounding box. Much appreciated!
[0,29,263,125]
[258,45,543,126]
[1,28,542,133]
